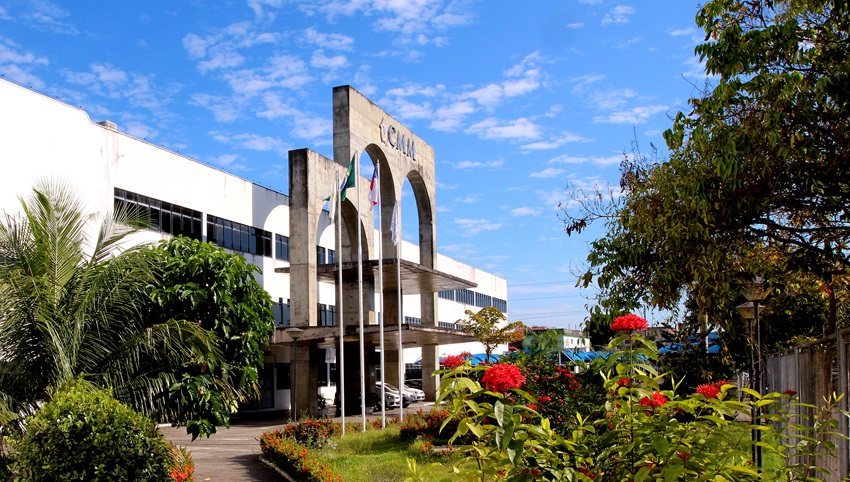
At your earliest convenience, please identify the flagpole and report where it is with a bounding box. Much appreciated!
[376,165,386,428]
[336,169,345,436]
[396,195,404,421]
[356,151,366,431]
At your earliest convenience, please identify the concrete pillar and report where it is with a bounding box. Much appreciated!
[421,344,440,402]
[292,344,317,420]
[384,348,401,388]
[288,149,322,328]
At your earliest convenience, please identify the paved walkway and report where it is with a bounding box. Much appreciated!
[160,403,430,481]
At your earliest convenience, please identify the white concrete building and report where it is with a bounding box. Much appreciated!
[0,79,508,416]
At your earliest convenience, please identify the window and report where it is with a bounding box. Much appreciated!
[404,316,421,325]
[317,246,326,264]
[318,303,336,327]
[475,292,492,308]
[114,188,202,240]
[493,298,508,312]
[276,298,290,327]
[327,249,336,264]
[275,234,289,261]
[276,363,291,390]
[438,290,454,300]
[207,215,272,257]
[455,289,474,305]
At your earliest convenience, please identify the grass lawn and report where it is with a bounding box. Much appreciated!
[314,425,458,482]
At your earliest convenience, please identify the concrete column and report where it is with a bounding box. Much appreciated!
[288,149,322,328]
[292,344,317,419]
[384,348,401,388]
[421,344,440,402]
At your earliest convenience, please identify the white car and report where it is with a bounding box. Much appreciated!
[376,382,412,407]
[403,384,425,401]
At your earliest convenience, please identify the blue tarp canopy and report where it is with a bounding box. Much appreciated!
[658,332,722,355]
[560,350,610,362]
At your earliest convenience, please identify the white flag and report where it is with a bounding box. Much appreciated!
[369,169,379,206]
[328,188,338,221]
[391,201,400,246]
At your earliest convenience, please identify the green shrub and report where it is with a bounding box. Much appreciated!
[10,381,172,481]
[259,431,341,482]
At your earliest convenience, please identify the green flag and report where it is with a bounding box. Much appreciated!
[340,152,356,202]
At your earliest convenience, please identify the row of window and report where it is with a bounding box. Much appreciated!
[207,215,273,257]
[116,188,335,263]
[114,189,203,240]
[438,289,507,312]
[275,299,339,328]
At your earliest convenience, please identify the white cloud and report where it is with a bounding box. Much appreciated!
[669,27,696,37]
[430,100,476,131]
[453,160,504,170]
[521,132,592,151]
[511,207,542,216]
[302,27,355,50]
[464,83,503,106]
[593,104,668,124]
[291,114,332,141]
[569,73,605,94]
[12,1,77,34]
[191,93,244,122]
[454,218,502,235]
[310,49,349,70]
[62,63,176,111]
[0,63,45,89]
[124,121,159,140]
[466,117,541,140]
[566,22,584,28]
[210,131,290,154]
[548,154,623,165]
[455,194,483,203]
[601,5,635,26]
[530,167,566,178]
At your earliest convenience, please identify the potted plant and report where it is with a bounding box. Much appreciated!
[318,394,329,417]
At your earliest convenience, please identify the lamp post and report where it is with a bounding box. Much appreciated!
[736,278,772,470]
[286,327,304,422]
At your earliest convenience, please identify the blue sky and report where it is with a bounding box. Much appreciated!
[0,0,710,330]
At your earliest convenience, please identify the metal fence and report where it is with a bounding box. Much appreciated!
[763,327,850,480]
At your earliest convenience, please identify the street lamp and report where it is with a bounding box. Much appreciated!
[286,327,304,422]
[736,278,772,469]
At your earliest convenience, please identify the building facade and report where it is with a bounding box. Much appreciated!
[0,79,508,417]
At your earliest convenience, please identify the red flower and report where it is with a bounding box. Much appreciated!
[617,378,631,387]
[696,383,721,399]
[538,395,551,403]
[481,364,526,393]
[442,354,465,369]
[459,351,473,359]
[610,314,648,332]
[784,389,797,397]
[639,392,668,409]
[508,346,518,352]
[677,452,691,462]
[527,403,539,412]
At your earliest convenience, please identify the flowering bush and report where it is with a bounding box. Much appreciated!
[168,446,195,482]
[399,408,464,444]
[480,363,525,393]
[429,314,847,481]
[259,431,341,482]
[442,354,467,369]
[610,313,648,332]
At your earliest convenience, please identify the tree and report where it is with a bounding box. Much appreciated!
[665,0,850,333]
[455,307,524,363]
[564,0,850,341]
[522,328,564,359]
[0,180,215,427]
[140,236,275,439]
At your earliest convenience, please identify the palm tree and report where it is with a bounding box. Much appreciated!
[0,179,216,426]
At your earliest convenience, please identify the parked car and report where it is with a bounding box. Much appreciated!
[402,384,425,401]
[405,379,422,390]
[376,382,411,407]
[373,388,401,410]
